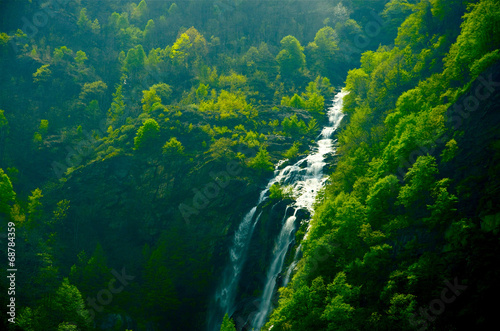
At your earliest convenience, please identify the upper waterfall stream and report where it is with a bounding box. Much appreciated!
[208,90,348,330]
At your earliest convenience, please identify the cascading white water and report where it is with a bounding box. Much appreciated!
[209,191,268,330]
[283,243,301,287]
[216,207,259,315]
[252,209,298,329]
[250,90,348,330]
[208,90,347,331]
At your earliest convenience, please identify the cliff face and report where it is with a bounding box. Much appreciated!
[55,153,260,327]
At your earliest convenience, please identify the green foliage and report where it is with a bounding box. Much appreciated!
[0,168,15,215]
[141,88,162,112]
[308,26,339,78]
[200,90,255,120]
[39,119,49,135]
[77,8,100,34]
[108,85,126,123]
[470,49,500,78]
[18,278,92,331]
[124,44,146,72]
[283,141,301,159]
[269,183,294,200]
[27,188,43,227]
[219,313,236,331]
[305,93,325,115]
[33,64,52,83]
[2,0,499,329]
[0,109,7,129]
[143,236,179,323]
[277,35,306,78]
[322,272,359,330]
[134,118,160,151]
[397,155,438,208]
[53,46,73,63]
[289,94,305,108]
[440,138,458,162]
[170,27,207,68]
[366,175,399,229]
[239,130,265,148]
[307,118,319,133]
[219,72,247,91]
[131,0,149,23]
[52,279,92,329]
[196,83,209,101]
[248,146,273,172]
[208,137,235,159]
[79,81,107,101]
[162,137,184,155]
[75,50,88,64]
[282,114,308,137]
[444,0,500,83]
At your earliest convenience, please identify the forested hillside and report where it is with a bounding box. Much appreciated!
[265,0,500,330]
[0,0,499,330]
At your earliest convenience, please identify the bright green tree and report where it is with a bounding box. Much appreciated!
[397,155,438,208]
[249,146,273,172]
[0,168,15,215]
[0,109,7,129]
[366,175,399,229]
[308,26,339,77]
[134,118,160,151]
[277,35,306,78]
[18,278,92,331]
[141,88,162,112]
[220,313,236,331]
[0,110,8,162]
[124,45,146,73]
[108,85,125,123]
[208,137,235,159]
[162,137,184,155]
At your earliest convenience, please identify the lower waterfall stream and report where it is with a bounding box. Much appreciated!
[208,90,348,330]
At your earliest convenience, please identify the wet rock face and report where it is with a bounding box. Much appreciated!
[231,198,310,323]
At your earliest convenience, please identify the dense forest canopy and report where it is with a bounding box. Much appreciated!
[0,0,499,330]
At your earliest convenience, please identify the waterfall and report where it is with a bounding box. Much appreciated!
[252,209,298,329]
[283,243,301,287]
[208,90,347,331]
